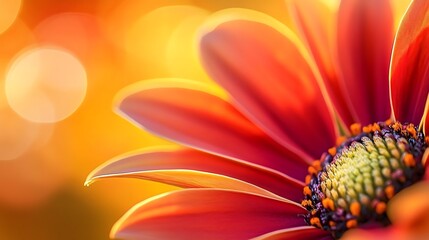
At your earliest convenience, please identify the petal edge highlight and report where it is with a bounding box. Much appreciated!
[86,147,304,202]
[115,79,309,179]
[111,189,307,240]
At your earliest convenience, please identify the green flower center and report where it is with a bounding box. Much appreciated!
[302,121,428,239]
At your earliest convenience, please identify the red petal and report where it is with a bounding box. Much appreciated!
[86,147,304,202]
[344,181,429,239]
[289,0,355,127]
[252,226,330,240]
[390,0,429,125]
[337,0,394,125]
[342,227,402,240]
[200,20,337,159]
[117,79,309,179]
[111,189,307,240]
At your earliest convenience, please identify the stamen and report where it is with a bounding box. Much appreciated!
[350,123,362,136]
[310,217,322,228]
[384,185,395,199]
[305,175,311,185]
[346,220,358,229]
[350,202,361,216]
[375,202,387,215]
[407,124,417,139]
[312,160,322,172]
[303,186,312,196]
[362,124,372,133]
[336,136,347,146]
[328,147,336,156]
[403,153,416,167]
[322,198,335,210]
[302,121,427,239]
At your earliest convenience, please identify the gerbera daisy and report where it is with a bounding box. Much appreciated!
[87,0,429,239]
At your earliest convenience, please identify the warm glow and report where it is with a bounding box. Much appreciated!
[164,7,210,81]
[5,47,87,123]
[34,13,102,58]
[0,105,40,160]
[125,5,209,77]
[0,0,21,34]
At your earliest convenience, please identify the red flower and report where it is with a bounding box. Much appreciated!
[87,0,429,239]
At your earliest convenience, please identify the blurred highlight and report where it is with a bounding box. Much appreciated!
[0,0,21,34]
[0,0,416,239]
[5,47,87,123]
[0,1,303,239]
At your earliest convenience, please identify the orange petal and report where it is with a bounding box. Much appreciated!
[252,226,330,240]
[390,0,429,125]
[200,20,337,159]
[344,181,429,240]
[289,0,354,127]
[116,79,309,180]
[111,189,306,240]
[388,181,429,229]
[337,0,394,125]
[86,147,304,202]
[342,227,402,240]
[90,168,285,200]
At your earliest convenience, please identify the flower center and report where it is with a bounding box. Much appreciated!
[301,121,428,239]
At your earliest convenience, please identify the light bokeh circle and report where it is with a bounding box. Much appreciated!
[5,47,87,123]
[0,0,21,34]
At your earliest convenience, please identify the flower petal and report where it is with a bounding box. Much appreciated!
[85,147,304,202]
[252,226,330,240]
[337,0,394,125]
[388,181,429,228]
[342,227,402,240]
[200,19,337,159]
[90,168,286,200]
[390,0,429,125]
[116,79,309,179]
[111,189,307,240]
[343,181,429,240]
[289,0,354,128]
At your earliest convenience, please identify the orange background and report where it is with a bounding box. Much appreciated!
[0,1,298,239]
[0,0,411,239]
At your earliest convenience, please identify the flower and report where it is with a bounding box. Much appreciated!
[86,0,429,239]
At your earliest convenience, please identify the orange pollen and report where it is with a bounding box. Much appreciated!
[392,122,402,131]
[403,153,416,167]
[301,200,312,208]
[336,136,347,146]
[312,160,322,172]
[346,219,358,229]
[385,119,393,125]
[310,217,322,228]
[371,123,381,132]
[322,198,335,210]
[328,147,337,156]
[375,202,387,215]
[407,124,417,139]
[302,121,429,238]
[362,125,372,133]
[303,186,312,196]
[350,123,362,136]
[305,175,311,185]
[350,202,361,216]
[308,166,318,175]
[385,185,395,199]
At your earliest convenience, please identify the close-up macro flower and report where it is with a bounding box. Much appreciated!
[1,0,428,239]
[86,0,429,239]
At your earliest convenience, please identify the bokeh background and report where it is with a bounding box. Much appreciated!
[0,1,300,239]
[0,0,410,239]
